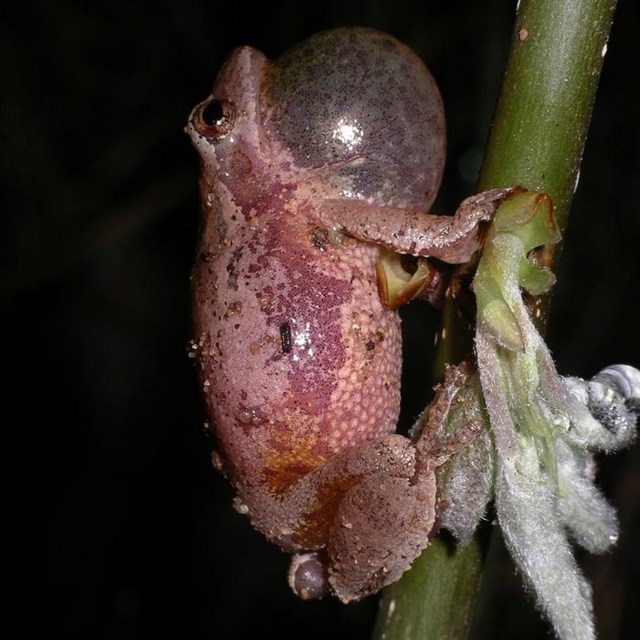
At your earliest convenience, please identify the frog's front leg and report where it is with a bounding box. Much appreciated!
[319,187,516,263]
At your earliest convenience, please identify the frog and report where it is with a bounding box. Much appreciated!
[186,27,511,602]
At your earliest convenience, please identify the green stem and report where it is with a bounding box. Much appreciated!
[373,0,616,638]
[478,0,617,230]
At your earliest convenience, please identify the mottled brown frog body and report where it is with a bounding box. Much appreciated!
[187,27,507,601]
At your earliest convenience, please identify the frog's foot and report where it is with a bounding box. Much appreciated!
[413,361,485,472]
[421,419,485,471]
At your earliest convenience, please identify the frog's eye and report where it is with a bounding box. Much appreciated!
[193,98,236,139]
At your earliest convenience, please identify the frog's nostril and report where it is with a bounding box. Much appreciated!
[194,98,236,139]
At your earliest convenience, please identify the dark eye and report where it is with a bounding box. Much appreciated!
[193,98,236,139]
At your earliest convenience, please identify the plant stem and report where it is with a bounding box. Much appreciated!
[372,0,617,638]
[478,0,617,230]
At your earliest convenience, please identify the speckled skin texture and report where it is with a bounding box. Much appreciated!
[187,28,500,602]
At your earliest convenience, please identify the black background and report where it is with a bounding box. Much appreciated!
[5,1,639,638]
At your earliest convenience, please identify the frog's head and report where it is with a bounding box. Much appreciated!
[188,28,446,211]
[187,45,268,189]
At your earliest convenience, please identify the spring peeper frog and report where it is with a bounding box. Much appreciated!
[187,27,510,602]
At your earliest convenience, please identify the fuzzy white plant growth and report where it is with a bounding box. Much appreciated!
[468,191,639,640]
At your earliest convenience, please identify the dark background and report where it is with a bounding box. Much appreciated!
[4,1,639,638]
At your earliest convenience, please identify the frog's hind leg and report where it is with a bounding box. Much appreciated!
[325,465,437,603]
[286,434,434,602]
